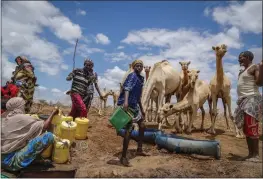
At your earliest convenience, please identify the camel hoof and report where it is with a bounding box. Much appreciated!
[185,130,192,135]
[206,128,216,135]
[235,134,245,139]
[200,127,205,132]
[191,125,197,131]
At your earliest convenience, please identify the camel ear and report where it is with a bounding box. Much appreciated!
[179,62,182,65]
[169,104,173,109]
[149,66,151,69]
[187,61,191,65]
[197,70,200,73]
[212,46,216,51]
[187,70,190,73]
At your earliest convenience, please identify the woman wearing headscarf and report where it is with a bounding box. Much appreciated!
[116,59,148,167]
[1,97,59,171]
[234,51,263,162]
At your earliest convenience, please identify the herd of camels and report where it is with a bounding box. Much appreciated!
[99,44,244,138]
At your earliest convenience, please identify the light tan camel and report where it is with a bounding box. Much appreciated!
[111,89,120,108]
[100,88,114,109]
[207,44,243,138]
[141,60,181,129]
[159,69,211,134]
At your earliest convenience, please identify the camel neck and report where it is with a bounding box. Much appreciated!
[183,70,188,85]
[216,56,224,83]
[145,72,149,81]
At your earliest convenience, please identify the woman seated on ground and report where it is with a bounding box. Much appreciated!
[1,97,59,172]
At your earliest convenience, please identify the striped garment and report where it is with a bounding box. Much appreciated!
[66,68,93,97]
[11,62,37,113]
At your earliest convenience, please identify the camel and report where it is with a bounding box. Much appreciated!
[100,88,114,109]
[111,89,120,108]
[159,69,211,134]
[144,66,151,81]
[141,60,181,129]
[207,44,243,138]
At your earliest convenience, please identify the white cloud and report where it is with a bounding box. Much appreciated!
[138,46,152,51]
[98,66,127,91]
[77,9,86,16]
[209,1,262,34]
[37,86,48,91]
[204,7,211,17]
[117,46,125,50]
[1,54,17,84]
[248,47,262,64]
[2,1,82,77]
[51,88,62,93]
[104,52,132,62]
[63,43,104,58]
[61,64,69,70]
[95,33,111,45]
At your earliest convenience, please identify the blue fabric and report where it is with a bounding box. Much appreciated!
[117,72,144,109]
[1,132,54,172]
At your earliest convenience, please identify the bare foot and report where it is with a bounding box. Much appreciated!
[120,157,132,167]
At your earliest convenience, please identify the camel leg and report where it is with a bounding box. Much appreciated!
[200,106,205,131]
[222,97,232,131]
[186,109,196,135]
[207,94,217,134]
[157,90,165,130]
[208,97,213,123]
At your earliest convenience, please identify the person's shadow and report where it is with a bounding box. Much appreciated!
[106,149,139,166]
[227,153,244,161]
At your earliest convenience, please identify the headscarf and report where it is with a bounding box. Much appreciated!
[239,51,254,61]
[132,59,144,69]
[1,97,44,154]
[5,97,26,119]
[15,56,31,65]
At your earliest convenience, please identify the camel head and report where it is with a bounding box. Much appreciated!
[179,61,191,71]
[187,69,200,88]
[144,66,151,72]
[212,44,227,58]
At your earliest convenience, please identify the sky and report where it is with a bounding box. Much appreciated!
[1,1,262,111]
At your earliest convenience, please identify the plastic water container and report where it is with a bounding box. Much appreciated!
[59,121,77,145]
[109,107,133,131]
[41,144,53,158]
[51,110,63,135]
[52,139,70,164]
[75,117,89,140]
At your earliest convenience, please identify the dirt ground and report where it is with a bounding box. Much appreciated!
[39,105,262,177]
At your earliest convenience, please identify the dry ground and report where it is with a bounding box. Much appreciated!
[38,105,262,177]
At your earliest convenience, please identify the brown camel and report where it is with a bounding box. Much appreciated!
[144,66,151,81]
[207,44,242,138]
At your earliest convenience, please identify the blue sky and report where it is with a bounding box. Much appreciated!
[2,1,262,109]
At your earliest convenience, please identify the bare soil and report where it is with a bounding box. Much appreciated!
[39,105,263,177]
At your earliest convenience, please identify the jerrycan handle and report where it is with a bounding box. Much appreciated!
[120,106,134,118]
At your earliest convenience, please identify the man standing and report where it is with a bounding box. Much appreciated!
[82,59,104,113]
[234,51,263,162]
[66,58,103,119]
[117,59,148,167]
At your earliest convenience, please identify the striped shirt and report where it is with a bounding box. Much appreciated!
[66,68,91,97]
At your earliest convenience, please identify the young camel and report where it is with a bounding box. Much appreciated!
[207,44,242,138]
[159,69,211,134]
[100,88,113,109]
[176,61,192,130]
